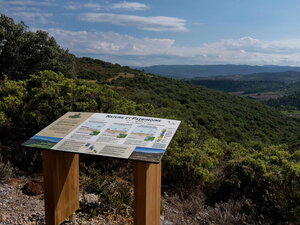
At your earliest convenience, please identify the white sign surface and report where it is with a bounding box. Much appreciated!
[23,112,181,163]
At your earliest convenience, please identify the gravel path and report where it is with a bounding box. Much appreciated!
[0,178,129,225]
[0,177,174,225]
[0,178,44,225]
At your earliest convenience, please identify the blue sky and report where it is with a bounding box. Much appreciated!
[2,0,300,66]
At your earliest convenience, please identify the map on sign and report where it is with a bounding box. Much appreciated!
[22,112,181,163]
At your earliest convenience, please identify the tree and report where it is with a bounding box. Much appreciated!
[0,14,75,80]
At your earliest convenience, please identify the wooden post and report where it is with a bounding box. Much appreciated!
[42,150,79,225]
[134,162,161,225]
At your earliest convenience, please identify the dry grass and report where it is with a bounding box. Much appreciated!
[0,158,13,179]
[161,192,269,225]
[107,72,136,82]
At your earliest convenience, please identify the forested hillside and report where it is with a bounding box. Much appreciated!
[190,79,285,94]
[109,75,299,147]
[189,74,300,118]
[191,71,300,83]
[267,81,300,115]
[1,15,299,225]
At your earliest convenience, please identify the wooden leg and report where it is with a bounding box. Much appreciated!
[134,162,161,225]
[42,150,79,225]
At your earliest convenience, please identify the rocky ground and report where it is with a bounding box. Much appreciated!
[0,177,113,225]
[0,175,264,225]
[0,177,179,225]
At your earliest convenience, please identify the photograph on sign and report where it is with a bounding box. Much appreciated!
[23,112,181,163]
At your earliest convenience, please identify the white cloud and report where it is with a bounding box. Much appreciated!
[179,37,300,65]
[44,28,300,66]
[79,13,187,32]
[64,1,147,11]
[111,2,148,11]
[64,1,82,10]
[47,28,174,56]
[84,3,102,10]
[0,0,53,6]
[0,0,54,24]
[64,2,103,10]
[10,12,53,24]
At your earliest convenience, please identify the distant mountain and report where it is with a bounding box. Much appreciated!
[207,71,300,83]
[138,64,300,79]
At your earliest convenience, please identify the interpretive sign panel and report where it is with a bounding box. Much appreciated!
[23,112,181,163]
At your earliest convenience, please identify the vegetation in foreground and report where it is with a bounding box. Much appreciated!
[0,14,300,224]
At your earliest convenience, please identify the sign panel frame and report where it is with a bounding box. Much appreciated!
[23,112,181,163]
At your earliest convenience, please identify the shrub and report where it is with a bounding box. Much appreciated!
[0,71,147,170]
[224,145,300,224]
[80,164,133,217]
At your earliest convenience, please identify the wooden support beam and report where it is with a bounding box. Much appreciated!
[42,150,79,225]
[134,162,161,225]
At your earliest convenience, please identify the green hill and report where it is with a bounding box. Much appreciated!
[189,79,285,93]
[267,81,300,113]
[189,74,300,116]
[108,74,300,148]
[75,57,143,81]
[71,56,300,147]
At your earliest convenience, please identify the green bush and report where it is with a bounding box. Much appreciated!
[0,70,145,134]
[0,71,147,170]
[164,121,236,187]
[224,145,300,224]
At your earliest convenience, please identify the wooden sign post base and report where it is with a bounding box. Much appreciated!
[42,151,161,225]
[42,150,79,225]
[134,162,161,225]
